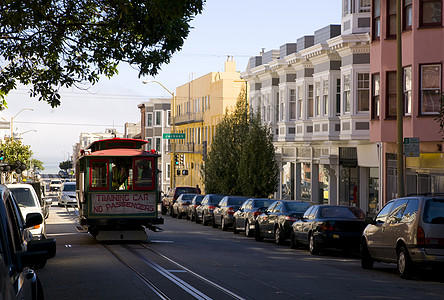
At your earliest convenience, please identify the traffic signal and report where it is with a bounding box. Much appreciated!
[174,154,179,165]
[0,150,4,161]
[179,154,184,166]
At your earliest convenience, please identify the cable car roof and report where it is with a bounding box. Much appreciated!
[86,138,148,152]
[82,148,160,158]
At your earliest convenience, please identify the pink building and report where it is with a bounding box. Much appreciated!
[370,0,444,201]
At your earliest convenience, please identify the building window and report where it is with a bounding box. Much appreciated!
[360,0,371,12]
[404,0,413,29]
[403,66,412,115]
[358,73,370,112]
[421,64,442,114]
[146,113,153,127]
[372,74,380,119]
[167,110,171,126]
[420,0,442,27]
[343,74,351,113]
[308,85,314,118]
[297,86,303,119]
[155,137,161,152]
[323,80,329,116]
[387,71,397,118]
[315,82,321,116]
[166,163,170,180]
[155,111,162,126]
[387,0,397,38]
[146,138,152,150]
[343,0,352,16]
[336,78,341,116]
[275,92,280,122]
[280,92,284,121]
[373,0,381,40]
[289,89,296,120]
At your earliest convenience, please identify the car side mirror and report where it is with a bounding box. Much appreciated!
[44,197,53,206]
[26,212,43,228]
[17,238,56,270]
[364,216,375,225]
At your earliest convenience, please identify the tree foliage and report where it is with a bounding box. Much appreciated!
[435,93,444,140]
[59,160,73,171]
[202,89,279,197]
[0,138,32,165]
[0,0,205,108]
[30,158,45,171]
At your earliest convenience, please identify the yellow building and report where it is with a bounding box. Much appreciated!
[172,58,245,192]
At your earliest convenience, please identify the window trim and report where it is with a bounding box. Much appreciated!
[420,63,442,115]
[372,0,381,41]
[386,71,398,119]
[132,157,156,191]
[419,0,443,28]
[357,73,370,113]
[403,66,412,116]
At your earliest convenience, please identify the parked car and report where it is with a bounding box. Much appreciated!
[255,200,312,245]
[212,196,249,230]
[171,193,198,219]
[195,194,225,225]
[49,179,62,192]
[29,181,52,219]
[291,205,367,255]
[187,194,204,221]
[162,186,200,215]
[361,195,444,278]
[0,184,56,299]
[58,181,77,206]
[233,198,276,236]
[7,183,47,240]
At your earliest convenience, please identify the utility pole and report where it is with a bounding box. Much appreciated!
[396,0,405,197]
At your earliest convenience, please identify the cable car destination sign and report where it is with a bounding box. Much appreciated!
[163,133,185,139]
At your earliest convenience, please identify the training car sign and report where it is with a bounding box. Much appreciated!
[91,193,156,214]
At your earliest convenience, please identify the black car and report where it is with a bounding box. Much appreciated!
[255,200,312,245]
[0,184,56,299]
[187,195,205,221]
[212,196,249,230]
[291,205,367,255]
[195,194,225,226]
[233,198,276,236]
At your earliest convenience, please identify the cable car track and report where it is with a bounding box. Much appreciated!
[102,242,245,300]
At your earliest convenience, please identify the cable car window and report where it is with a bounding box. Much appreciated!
[133,158,154,190]
[90,159,109,190]
[112,158,131,190]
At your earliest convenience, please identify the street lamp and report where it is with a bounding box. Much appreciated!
[142,80,176,189]
[16,129,37,140]
[11,108,34,139]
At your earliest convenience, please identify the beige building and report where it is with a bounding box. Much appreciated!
[173,58,245,191]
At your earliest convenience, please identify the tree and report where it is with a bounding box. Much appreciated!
[59,160,73,171]
[0,0,205,108]
[30,158,45,172]
[0,138,32,165]
[202,88,279,197]
[435,93,444,140]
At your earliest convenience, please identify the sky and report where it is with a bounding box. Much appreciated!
[1,0,342,173]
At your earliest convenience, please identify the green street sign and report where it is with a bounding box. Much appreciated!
[163,133,185,139]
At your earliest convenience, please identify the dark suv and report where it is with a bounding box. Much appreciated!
[0,184,56,299]
[161,186,200,215]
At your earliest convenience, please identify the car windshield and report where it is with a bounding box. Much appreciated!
[286,202,312,213]
[193,196,204,204]
[209,195,224,204]
[178,188,197,195]
[51,181,61,185]
[320,206,365,219]
[227,197,248,205]
[181,194,196,200]
[9,188,36,207]
[423,199,444,224]
[63,184,76,192]
[253,199,275,208]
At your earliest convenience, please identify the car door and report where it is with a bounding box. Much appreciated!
[382,199,410,260]
[236,200,250,229]
[214,198,226,225]
[257,202,277,236]
[365,201,395,259]
[265,202,282,236]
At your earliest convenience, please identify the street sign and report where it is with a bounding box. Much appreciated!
[404,137,420,157]
[163,133,185,139]
[0,121,10,129]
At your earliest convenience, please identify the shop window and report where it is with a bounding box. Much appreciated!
[420,0,442,27]
[387,71,397,118]
[90,159,109,190]
[421,64,441,114]
[301,162,311,201]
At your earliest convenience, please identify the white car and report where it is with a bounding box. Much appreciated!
[58,182,77,206]
[7,183,46,240]
[49,179,62,192]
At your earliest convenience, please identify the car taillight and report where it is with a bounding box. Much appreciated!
[285,216,297,222]
[208,206,216,210]
[228,207,235,215]
[320,223,335,232]
[417,226,426,245]
[34,224,40,229]
[253,211,263,218]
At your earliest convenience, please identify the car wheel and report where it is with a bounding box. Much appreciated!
[177,212,182,219]
[202,214,208,226]
[397,245,414,279]
[233,219,239,234]
[274,226,284,245]
[245,221,253,237]
[360,241,374,269]
[309,233,319,255]
[171,208,177,218]
[221,217,229,231]
[290,231,299,249]
[254,223,263,242]
[195,213,201,224]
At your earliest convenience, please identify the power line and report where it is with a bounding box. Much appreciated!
[16,121,124,127]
